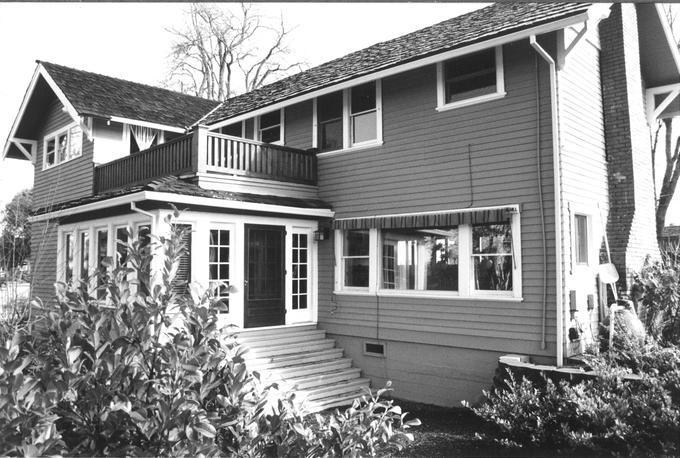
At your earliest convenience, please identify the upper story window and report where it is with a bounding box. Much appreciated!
[436,46,505,111]
[129,126,161,153]
[315,80,382,154]
[43,123,82,169]
[221,121,244,137]
[257,110,283,144]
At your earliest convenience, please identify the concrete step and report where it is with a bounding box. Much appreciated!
[270,358,352,379]
[304,377,371,402]
[245,339,336,359]
[247,348,344,371]
[309,389,369,412]
[238,329,327,348]
[233,324,317,339]
[288,367,362,390]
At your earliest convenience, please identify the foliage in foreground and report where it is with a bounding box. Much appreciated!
[0,213,417,456]
[465,339,680,456]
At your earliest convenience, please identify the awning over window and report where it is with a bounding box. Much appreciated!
[332,206,515,230]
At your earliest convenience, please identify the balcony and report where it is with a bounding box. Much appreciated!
[93,128,318,194]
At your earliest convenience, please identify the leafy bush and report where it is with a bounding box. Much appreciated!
[0,213,417,456]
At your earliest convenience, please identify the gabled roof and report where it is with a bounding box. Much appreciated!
[200,2,593,126]
[38,61,219,129]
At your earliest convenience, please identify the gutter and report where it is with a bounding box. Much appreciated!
[530,35,564,367]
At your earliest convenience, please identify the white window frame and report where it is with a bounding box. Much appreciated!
[313,79,383,157]
[436,46,506,112]
[573,213,592,267]
[221,120,246,138]
[334,209,522,301]
[42,122,82,170]
[208,224,232,312]
[255,108,284,145]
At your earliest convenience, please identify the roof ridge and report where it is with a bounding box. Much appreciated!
[36,60,218,105]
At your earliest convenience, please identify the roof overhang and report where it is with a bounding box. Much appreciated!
[205,4,608,131]
[29,190,334,223]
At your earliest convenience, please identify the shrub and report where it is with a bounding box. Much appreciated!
[0,212,417,456]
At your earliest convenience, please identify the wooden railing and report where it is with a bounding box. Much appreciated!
[205,132,317,185]
[94,128,318,194]
[94,134,194,193]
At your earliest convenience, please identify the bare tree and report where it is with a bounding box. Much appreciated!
[166,3,303,101]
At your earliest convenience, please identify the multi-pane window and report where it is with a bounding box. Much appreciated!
[44,125,82,169]
[116,227,128,267]
[443,48,497,104]
[472,223,513,291]
[318,91,344,152]
[381,228,459,291]
[292,234,309,310]
[96,229,108,299]
[79,232,89,281]
[575,215,589,264]
[209,229,230,311]
[64,233,74,282]
[259,110,282,143]
[343,230,370,287]
[350,82,377,145]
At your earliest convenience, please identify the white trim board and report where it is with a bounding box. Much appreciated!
[205,9,595,131]
[29,190,335,223]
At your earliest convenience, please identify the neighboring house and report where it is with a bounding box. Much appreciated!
[2,3,677,407]
[660,225,680,249]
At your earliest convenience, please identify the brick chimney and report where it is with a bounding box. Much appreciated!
[599,3,660,291]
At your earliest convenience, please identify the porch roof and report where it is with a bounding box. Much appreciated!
[31,176,331,219]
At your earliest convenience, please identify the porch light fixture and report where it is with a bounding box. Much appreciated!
[314,228,329,242]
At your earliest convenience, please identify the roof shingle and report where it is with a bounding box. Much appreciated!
[200,2,590,126]
[39,61,219,129]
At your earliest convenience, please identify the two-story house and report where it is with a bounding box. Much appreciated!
[3,3,678,408]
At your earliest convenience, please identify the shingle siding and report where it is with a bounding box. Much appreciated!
[33,97,94,210]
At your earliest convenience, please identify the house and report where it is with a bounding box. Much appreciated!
[2,2,677,407]
[660,225,680,250]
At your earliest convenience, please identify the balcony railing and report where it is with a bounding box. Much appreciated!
[94,128,317,194]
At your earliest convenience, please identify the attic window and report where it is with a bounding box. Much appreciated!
[43,123,82,170]
[436,46,505,111]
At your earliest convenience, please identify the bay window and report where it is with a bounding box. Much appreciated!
[315,80,382,153]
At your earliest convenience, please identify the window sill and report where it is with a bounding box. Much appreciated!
[436,91,506,112]
[316,140,383,158]
[333,289,523,302]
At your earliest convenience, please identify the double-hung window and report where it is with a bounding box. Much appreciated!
[315,81,382,153]
[43,124,82,169]
[258,110,283,144]
[437,46,505,111]
[342,230,370,288]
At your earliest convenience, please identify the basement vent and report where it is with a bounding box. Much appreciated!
[364,341,385,357]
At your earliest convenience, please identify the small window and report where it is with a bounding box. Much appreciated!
[318,91,344,152]
[472,224,513,291]
[292,233,309,310]
[79,232,89,281]
[43,124,82,169]
[381,227,459,291]
[45,138,56,167]
[259,110,281,143]
[575,215,589,264]
[343,230,370,288]
[350,82,377,145]
[209,229,230,311]
[438,47,504,110]
[221,122,243,137]
[64,233,74,283]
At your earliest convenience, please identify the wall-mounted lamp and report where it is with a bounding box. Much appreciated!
[314,227,330,242]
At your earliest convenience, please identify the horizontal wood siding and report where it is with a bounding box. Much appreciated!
[285,100,313,151]
[30,220,58,303]
[558,30,608,348]
[33,97,94,210]
[315,40,558,358]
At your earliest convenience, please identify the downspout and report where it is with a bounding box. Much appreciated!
[130,202,156,228]
[530,35,564,367]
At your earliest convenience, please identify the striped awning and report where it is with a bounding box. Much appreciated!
[332,207,515,230]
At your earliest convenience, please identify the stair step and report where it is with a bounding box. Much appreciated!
[247,348,344,371]
[268,358,352,379]
[233,324,317,339]
[304,377,371,401]
[245,339,335,359]
[238,330,327,348]
[287,368,362,390]
[308,389,368,412]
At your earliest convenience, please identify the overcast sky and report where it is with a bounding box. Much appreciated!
[0,2,485,211]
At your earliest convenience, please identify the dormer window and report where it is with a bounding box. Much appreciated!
[43,123,82,170]
[258,110,283,144]
[436,46,505,111]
